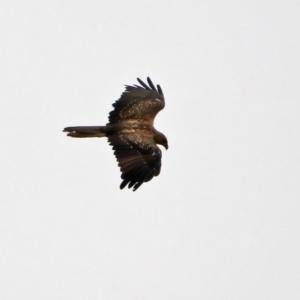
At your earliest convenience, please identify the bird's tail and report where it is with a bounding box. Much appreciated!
[63,126,110,138]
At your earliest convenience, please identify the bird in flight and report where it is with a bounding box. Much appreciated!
[63,77,168,191]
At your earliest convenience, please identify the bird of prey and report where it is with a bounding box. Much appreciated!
[63,77,168,191]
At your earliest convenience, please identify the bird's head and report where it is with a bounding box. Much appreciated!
[154,131,168,150]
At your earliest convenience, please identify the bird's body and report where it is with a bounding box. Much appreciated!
[63,77,168,191]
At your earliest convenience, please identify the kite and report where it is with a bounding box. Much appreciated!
[63,77,168,191]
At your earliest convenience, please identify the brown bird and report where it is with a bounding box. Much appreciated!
[63,77,168,191]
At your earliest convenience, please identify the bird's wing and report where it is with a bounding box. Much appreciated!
[108,128,162,191]
[108,77,165,125]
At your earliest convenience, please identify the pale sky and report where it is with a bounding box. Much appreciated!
[1,1,300,299]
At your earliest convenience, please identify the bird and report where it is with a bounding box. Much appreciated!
[63,77,168,191]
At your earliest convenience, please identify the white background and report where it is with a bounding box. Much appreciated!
[1,1,299,299]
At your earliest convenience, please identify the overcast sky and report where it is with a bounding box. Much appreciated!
[1,1,299,299]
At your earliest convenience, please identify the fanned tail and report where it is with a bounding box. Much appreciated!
[63,126,110,138]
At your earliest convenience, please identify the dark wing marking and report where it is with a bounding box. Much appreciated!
[108,130,162,191]
[108,77,165,125]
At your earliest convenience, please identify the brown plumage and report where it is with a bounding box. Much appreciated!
[63,77,168,191]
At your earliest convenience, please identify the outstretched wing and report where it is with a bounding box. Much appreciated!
[108,129,162,191]
[108,77,165,125]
